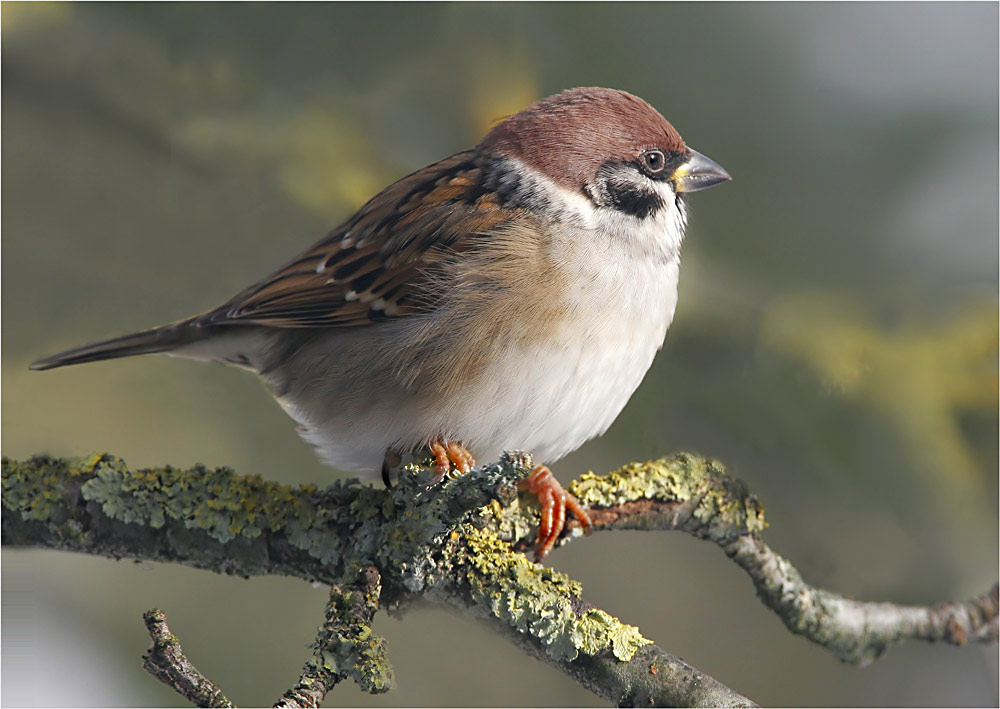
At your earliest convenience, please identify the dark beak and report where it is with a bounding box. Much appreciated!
[672,148,731,193]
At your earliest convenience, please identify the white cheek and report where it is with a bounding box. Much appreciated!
[590,180,687,264]
[537,172,687,259]
[653,181,688,254]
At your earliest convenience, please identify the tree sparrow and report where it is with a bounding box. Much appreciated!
[32,87,730,559]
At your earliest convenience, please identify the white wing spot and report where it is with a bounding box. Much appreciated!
[345,290,358,301]
[371,298,387,310]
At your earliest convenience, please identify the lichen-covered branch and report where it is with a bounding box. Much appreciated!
[0,451,755,706]
[144,568,393,709]
[3,450,996,708]
[431,522,756,707]
[142,608,235,708]
[561,454,999,665]
[724,535,999,665]
[0,452,360,585]
[275,566,393,708]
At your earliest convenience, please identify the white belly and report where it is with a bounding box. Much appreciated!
[459,257,679,463]
[276,256,679,475]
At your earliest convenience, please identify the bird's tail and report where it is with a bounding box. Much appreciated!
[30,320,206,371]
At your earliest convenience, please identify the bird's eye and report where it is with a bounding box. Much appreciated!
[640,149,666,175]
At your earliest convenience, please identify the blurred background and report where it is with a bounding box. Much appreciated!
[2,3,997,706]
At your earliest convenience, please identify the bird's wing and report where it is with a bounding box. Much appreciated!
[203,150,514,328]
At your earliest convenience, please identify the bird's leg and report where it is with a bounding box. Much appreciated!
[428,439,476,485]
[518,465,592,560]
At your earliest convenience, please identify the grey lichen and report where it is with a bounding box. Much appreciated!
[371,452,525,594]
[299,569,394,696]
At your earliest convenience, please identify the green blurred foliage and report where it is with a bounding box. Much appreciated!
[761,294,997,503]
[2,2,997,707]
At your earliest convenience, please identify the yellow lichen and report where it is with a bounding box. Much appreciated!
[458,524,650,662]
[570,453,766,539]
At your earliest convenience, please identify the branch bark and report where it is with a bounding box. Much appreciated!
[3,451,995,707]
[142,608,235,708]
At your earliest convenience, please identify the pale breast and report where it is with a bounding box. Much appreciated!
[451,234,680,464]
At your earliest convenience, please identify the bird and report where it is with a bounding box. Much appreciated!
[31,87,730,559]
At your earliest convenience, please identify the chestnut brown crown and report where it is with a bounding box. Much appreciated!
[479,87,687,194]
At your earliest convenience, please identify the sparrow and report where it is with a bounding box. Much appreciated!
[32,87,730,559]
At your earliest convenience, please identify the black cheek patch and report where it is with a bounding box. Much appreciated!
[606,182,665,219]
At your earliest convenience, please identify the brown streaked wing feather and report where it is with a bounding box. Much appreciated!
[203,151,510,328]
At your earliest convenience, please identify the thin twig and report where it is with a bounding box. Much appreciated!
[142,609,235,708]
[274,566,393,708]
[725,536,1000,665]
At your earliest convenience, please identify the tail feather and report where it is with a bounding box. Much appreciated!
[30,321,205,371]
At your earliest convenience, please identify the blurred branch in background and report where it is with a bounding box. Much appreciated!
[3,452,995,707]
[760,295,998,506]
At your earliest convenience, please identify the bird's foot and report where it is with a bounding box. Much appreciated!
[428,439,476,485]
[518,464,592,561]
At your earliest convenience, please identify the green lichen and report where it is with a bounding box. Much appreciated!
[570,452,767,540]
[457,523,651,663]
[76,454,328,548]
[2,452,375,566]
[1,453,113,542]
[7,449,685,670]
[306,620,393,694]
[300,573,394,695]
[573,608,652,661]
[367,452,678,664]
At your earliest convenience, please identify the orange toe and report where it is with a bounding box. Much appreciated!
[428,439,476,485]
[518,465,592,560]
[446,441,475,474]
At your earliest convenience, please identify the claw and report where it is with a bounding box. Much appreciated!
[518,465,592,560]
[381,449,402,489]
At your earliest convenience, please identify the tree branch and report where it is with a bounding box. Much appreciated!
[274,566,393,707]
[725,535,998,664]
[142,608,235,708]
[143,567,393,708]
[3,451,995,707]
[562,456,1000,664]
